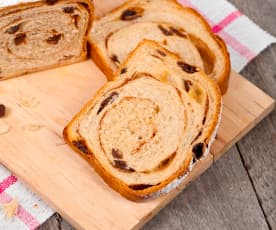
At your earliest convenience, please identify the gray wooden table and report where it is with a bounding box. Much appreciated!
[39,0,276,229]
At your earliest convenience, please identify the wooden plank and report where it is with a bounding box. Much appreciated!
[143,147,269,230]
[228,0,276,228]
[211,71,274,161]
[39,214,74,230]
[0,60,273,230]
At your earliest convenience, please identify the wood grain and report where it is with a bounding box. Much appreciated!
[228,0,276,228]
[143,147,270,230]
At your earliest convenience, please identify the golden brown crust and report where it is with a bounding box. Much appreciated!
[171,1,231,94]
[90,42,114,80]
[0,0,94,80]
[214,35,231,94]
[89,0,231,94]
[64,40,222,201]
[1,53,87,81]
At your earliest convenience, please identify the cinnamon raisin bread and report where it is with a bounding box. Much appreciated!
[0,0,93,80]
[63,40,222,201]
[89,0,230,94]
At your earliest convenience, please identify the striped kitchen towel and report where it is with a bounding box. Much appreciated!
[0,0,275,229]
[179,0,276,71]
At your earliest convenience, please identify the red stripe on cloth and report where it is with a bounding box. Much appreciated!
[0,175,17,193]
[177,0,256,60]
[0,192,40,230]
[212,11,242,33]
[17,205,40,230]
[218,30,256,60]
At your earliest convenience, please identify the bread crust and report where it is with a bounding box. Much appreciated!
[89,0,230,94]
[0,0,94,80]
[90,42,115,80]
[64,40,222,201]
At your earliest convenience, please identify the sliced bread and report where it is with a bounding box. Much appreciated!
[0,0,93,80]
[63,40,222,201]
[90,0,230,94]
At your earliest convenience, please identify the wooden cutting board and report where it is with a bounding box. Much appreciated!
[0,1,275,230]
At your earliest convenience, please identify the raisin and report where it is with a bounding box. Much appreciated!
[158,25,173,36]
[120,7,144,21]
[192,143,204,160]
[0,104,6,118]
[97,92,119,114]
[72,15,80,28]
[14,33,26,45]
[112,148,123,159]
[114,160,127,169]
[151,54,163,60]
[120,68,127,75]
[46,34,62,45]
[177,61,199,74]
[154,152,176,171]
[114,160,135,172]
[157,50,166,57]
[110,54,120,64]
[5,25,20,34]
[202,117,206,125]
[129,184,154,190]
[46,0,58,5]
[170,27,187,38]
[184,80,193,92]
[63,6,75,13]
[72,140,89,154]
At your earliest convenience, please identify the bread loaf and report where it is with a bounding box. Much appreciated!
[0,0,93,80]
[63,40,222,201]
[89,0,230,94]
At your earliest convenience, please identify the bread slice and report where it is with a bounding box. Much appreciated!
[0,0,93,80]
[89,0,230,94]
[63,40,222,201]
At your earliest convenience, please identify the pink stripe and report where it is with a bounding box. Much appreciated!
[212,11,242,33]
[218,30,255,60]
[17,205,40,230]
[0,175,17,193]
[177,0,256,60]
[0,192,40,230]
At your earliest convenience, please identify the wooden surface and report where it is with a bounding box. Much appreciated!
[0,60,273,230]
[38,0,276,229]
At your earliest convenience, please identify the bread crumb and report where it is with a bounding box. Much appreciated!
[3,198,18,219]
[22,124,44,132]
[0,121,11,135]
[16,94,40,108]
[33,204,39,208]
